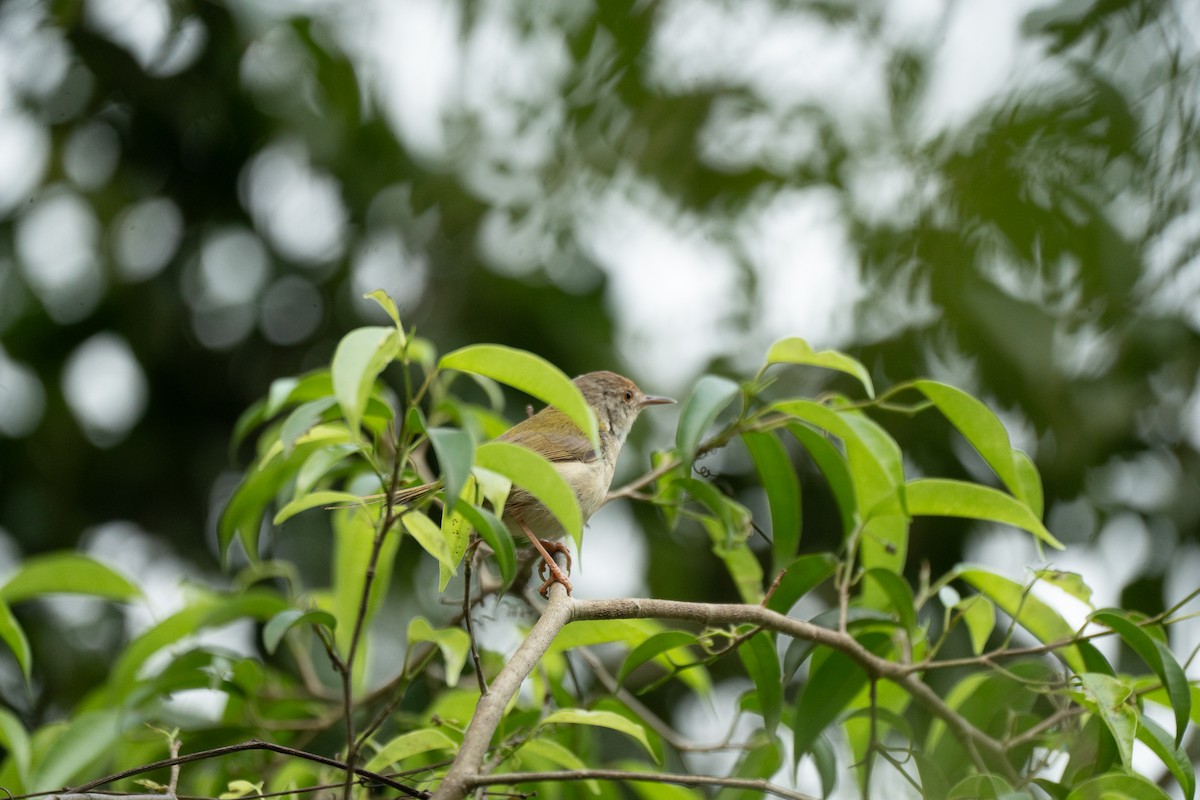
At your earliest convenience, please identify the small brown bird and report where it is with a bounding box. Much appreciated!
[396,371,673,595]
[495,371,673,594]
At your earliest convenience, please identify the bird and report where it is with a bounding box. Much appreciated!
[397,371,673,595]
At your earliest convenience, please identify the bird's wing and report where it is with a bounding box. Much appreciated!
[499,412,599,463]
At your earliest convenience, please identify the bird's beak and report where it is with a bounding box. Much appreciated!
[639,394,675,407]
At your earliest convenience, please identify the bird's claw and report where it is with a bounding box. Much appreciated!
[536,539,573,596]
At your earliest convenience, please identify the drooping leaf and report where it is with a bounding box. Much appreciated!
[766,553,838,614]
[363,289,405,335]
[273,490,366,525]
[793,646,869,759]
[617,630,699,686]
[280,397,338,456]
[439,345,599,449]
[428,427,475,512]
[0,601,30,681]
[407,617,471,687]
[262,609,336,654]
[513,739,601,794]
[787,423,856,535]
[403,511,458,578]
[331,326,400,435]
[738,631,782,734]
[364,727,457,772]
[0,554,140,603]
[0,705,30,790]
[912,380,1028,503]
[766,337,875,397]
[1063,773,1172,800]
[1137,716,1195,800]
[458,502,516,586]
[539,709,657,761]
[741,430,802,569]
[1034,569,1094,606]
[331,508,400,672]
[675,374,740,459]
[864,569,917,635]
[1092,608,1191,745]
[956,567,1084,673]
[30,709,126,791]
[906,478,1063,549]
[1076,673,1137,766]
[956,594,996,655]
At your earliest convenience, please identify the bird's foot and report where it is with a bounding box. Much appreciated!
[535,539,573,596]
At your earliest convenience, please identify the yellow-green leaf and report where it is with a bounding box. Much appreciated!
[440,345,598,450]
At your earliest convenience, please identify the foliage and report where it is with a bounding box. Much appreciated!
[0,297,1195,800]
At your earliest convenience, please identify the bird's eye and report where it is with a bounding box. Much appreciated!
[624,390,633,401]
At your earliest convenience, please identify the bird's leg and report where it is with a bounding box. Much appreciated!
[517,521,573,596]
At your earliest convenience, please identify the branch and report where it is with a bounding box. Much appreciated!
[66,739,427,799]
[569,597,1017,781]
[431,583,574,800]
[466,769,819,800]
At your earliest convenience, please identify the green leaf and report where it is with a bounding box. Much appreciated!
[864,569,917,634]
[364,727,456,772]
[1138,716,1195,800]
[331,509,400,669]
[766,553,838,614]
[458,503,516,586]
[956,566,1084,673]
[793,647,869,759]
[439,344,599,450]
[273,490,366,525]
[766,337,875,398]
[787,423,855,536]
[811,734,838,799]
[1034,569,1094,606]
[363,289,406,337]
[408,617,471,687]
[513,739,600,794]
[947,774,1015,800]
[280,397,338,456]
[912,380,1030,503]
[1077,673,1137,766]
[956,594,996,655]
[906,478,1063,549]
[108,590,288,699]
[1064,773,1172,800]
[0,600,30,680]
[675,374,740,459]
[741,430,801,569]
[262,609,336,654]
[738,631,782,734]
[428,427,475,512]
[294,444,358,496]
[1092,608,1191,745]
[403,512,458,578]
[475,440,583,548]
[0,554,140,603]
[0,705,30,790]
[1013,450,1044,518]
[332,326,400,434]
[31,709,126,791]
[617,630,699,685]
[539,709,657,761]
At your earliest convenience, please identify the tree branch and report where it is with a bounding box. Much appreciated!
[466,769,820,800]
[431,583,574,800]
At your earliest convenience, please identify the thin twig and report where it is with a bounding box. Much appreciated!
[66,740,427,798]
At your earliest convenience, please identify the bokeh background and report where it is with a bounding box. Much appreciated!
[1,0,1199,764]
